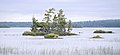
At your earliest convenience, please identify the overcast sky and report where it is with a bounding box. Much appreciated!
[0,0,120,22]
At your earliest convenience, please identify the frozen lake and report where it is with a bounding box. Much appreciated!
[0,28,120,55]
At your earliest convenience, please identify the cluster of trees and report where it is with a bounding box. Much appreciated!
[30,8,72,35]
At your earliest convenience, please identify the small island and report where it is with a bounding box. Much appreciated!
[92,35,103,38]
[93,30,113,33]
[23,8,77,38]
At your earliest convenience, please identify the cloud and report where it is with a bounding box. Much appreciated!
[66,15,120,22]
[0,13,43,22]
[0,0,120,22]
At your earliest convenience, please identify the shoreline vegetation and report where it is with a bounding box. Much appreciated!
[0,47,119,55]
[23,8,77,38]
[0,26,10,28]
[94,30,113,33]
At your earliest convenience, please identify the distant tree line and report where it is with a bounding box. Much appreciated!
[72,19,120,28]
[1,19,120,28]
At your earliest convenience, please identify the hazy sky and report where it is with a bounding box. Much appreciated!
[0,0,120,22]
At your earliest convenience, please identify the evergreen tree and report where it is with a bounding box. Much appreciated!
[67,20,72,33]
[52,14,58,30]
[43,8,55,33]
[31,17,38,32]
[36,22,48,33]
[57,9,67,33]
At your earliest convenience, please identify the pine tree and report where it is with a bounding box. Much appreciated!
[52,14,58,30]
[67,20,72,33]
[43,8,55,33]
[31,17,38,32]
[57,9,67,33]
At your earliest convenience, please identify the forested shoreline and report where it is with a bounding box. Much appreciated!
[1,19,120,28]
